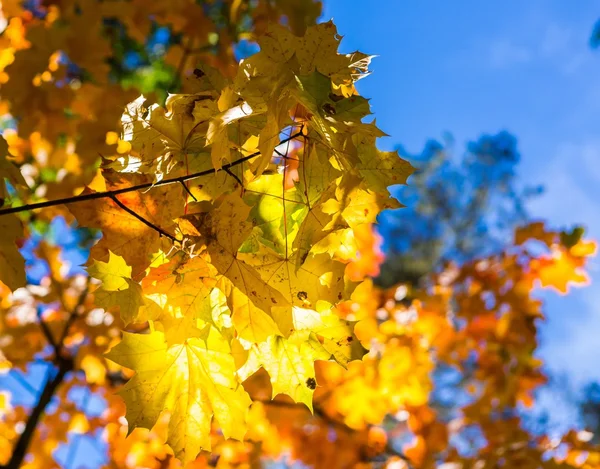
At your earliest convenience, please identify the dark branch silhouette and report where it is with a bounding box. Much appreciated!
[0,131,304,218]
[0,133,308,467]
[179,180,198,201]
[0,285,89,469]
[109,193,178,242]
[258,398,412,466]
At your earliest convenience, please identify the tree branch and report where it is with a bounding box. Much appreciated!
[56,281,90,357]
[0,284,89,469]
[223,167,243,187]
[0,132,304,218]
[258,398,413,466]
[258,398,354,433]
[169,38,195,91]
[0,356,73,469]
[110,194,178,242]
[179,181,198,202]
[37,310,58,352]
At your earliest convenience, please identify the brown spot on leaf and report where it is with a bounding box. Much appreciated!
[321,103,336,115]
[297,291,308,301]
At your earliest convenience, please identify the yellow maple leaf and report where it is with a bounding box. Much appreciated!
[533,248,591,294]
[355,134,414,198]
[238,331,330,410]
[69,172,184,277]
[106,326,252,464]
[141,256,222,328]
[204,195,287,342]
[88,251,149,324]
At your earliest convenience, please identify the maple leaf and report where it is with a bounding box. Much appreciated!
[121,94,216,180]
[297,21,373,86]
[291,143,342,264]
[238,332,329,410]
[291,306,367,367]
[532,245,594,294]
[321,174,402,230]
[241,246,349,312]
[239,304,365,410]
[141,255,225,328]
[203,194,288,342]
[355,134,415,198]
[88,251,149,325]
[69,171,184,277]
[514,221,556,247]
[106,326,252,464]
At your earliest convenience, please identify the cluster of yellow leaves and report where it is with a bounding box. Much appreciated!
[0,18,414,465]
[0,0,322,288]
[85,22,413,463]
[239,222,596,469]
[0,209,597,469]
[516,222,598,294]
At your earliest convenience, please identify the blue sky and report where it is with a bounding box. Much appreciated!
[323,1,600,385]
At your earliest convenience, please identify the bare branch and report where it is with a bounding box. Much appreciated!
[0,356,73,469]
[0,282,90,469]
[224,167,243,187]
[0,131,304,218]
[110,194,178,242]
[57,281,90,357]
[179,180,198,201]
[37,310,58,352]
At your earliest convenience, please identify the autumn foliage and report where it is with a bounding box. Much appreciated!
[0,1,598,468]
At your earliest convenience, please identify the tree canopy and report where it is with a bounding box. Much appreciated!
[0,1,598,469]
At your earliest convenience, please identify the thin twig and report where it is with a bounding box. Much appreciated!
[0,356,73,469]
[179,180,198,201]
[0,132,304,218]
[224,167,243,187]
[0,283,90,469]
[274,148,299,161]
[110,194,177,242]
[37,310,58,352]
[57,281,90,357]
[169,38,194,91]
